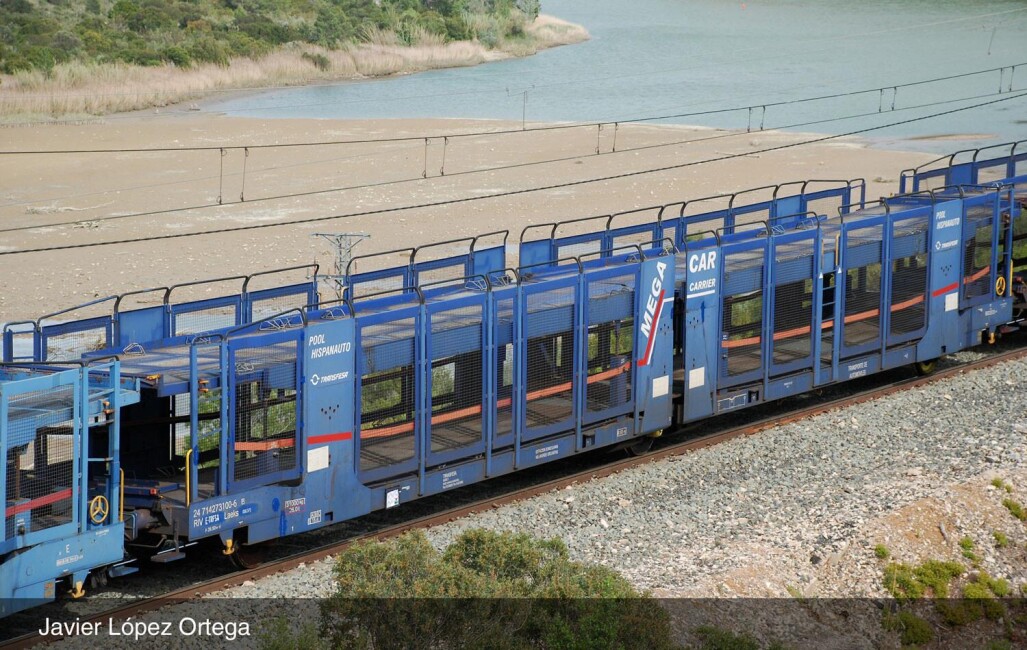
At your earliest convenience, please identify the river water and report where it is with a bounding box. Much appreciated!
[206,0,1027,154]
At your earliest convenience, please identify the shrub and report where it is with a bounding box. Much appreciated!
[188,36,230,66]
[309,529,679,650]
[883,560,963,600]
[939,571,1010,625]
[691,625,761,650]
[993,531,1009,548]
[161,46,191,68]
[301,51,330,71]
[937,598,984,626]
[883,610,933,646]
[1003,498,1026,520]
[874,544,890,560]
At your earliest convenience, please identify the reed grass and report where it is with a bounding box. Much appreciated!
[0,15,588,121]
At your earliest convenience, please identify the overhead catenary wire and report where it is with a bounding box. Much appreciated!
[1,61,1023,156]
[1,90,1023,257]
[0,85,1019,236]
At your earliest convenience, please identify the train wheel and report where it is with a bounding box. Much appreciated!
[228,541,271,570]
[626,435,656,456]
[914,359,937,376]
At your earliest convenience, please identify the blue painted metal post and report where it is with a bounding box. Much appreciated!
[77,367,87,534]
[417,305,427,497]
[109,362,122,525]
[188,347,200,505]
[219,343,229,497]
[484,287,494,476]
[812,227,825,386]
[762,234,774,398]
[513,281,525,469]
[574,269,586,452]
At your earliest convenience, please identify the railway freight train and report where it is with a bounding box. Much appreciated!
[2,141,1025,616]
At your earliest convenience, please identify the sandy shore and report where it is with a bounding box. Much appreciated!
[0,114,934,322]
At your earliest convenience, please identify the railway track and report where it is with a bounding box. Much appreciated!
[4,340,1026,649]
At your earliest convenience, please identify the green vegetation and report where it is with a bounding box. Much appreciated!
[883,610,933,647]
[883,559,964,600]
[991,477,1014,493]
[1002,498,1026,521]
[1014,214,1027,274]
[0,0,540,74]
[874,544,890,560]
[936,571,1009,626]
[960,536,979,563]
[270,529,680,650]
[993,531,1009,548]
[691,626,787,650]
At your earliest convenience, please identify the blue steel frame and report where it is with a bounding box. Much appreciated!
[2,266,318,364]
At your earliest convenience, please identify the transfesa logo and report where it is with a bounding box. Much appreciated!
[638,261,667,367]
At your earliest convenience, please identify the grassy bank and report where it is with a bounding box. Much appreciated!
[0,14,587,121]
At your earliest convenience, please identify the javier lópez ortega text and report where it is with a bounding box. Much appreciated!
[39,616,250,641]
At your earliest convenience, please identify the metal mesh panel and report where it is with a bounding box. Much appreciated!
[977,163,1008,184]
[1014,204,1027,273]
[843,226,883,348]
[43,327,108,361]
[890,218,929,338]
[232,341,298,484]
[5,385,76,539]
[772,240,814,368]
[805,195,843,219]
[359,320,416,473]
[733,207,770,231]
[722,248,764,377]
[174,305,237,336]
[353,274,405,297]
[819,223,841,367]
[586,275,634,413]
[251,292,309,322]
[5,327,34,361]
[820,271,836,366]
[525,286,576,431]
[963,206,993,301]
[494,296,515,444]
[611,230,655,251]
[416,264,465,286]
[918,172,946,191]
[556,239,601,260]
[663,224,679,251]
[429,306,483,456]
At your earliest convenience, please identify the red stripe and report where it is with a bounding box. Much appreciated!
[5,488,73,518]
[308,432,352,444]
[932,282,959,297]
[637,289,666,367]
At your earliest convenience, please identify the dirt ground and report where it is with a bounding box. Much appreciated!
[0,113,933,322]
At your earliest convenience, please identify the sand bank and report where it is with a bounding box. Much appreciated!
[0,114,933,322]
